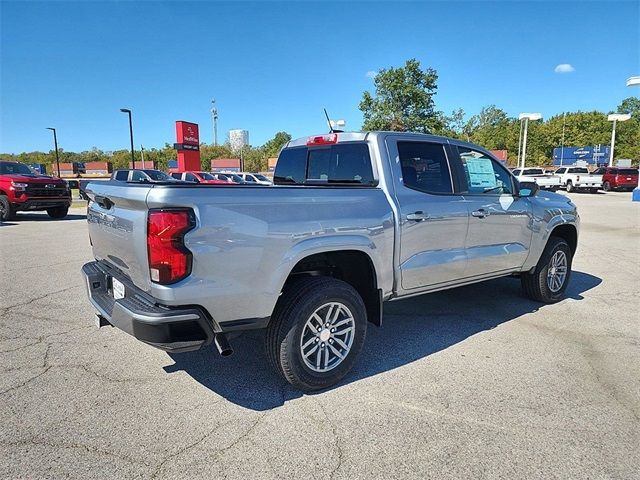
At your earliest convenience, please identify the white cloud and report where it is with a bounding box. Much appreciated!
[365,70,377,79]
[554,63,575,74]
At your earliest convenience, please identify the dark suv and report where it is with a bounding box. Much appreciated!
[593,167,639,191]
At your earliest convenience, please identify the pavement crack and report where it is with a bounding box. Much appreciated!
[0,285,80,315]
[0,366,51,395]
[314,398,344,480]
[1,438,151,466]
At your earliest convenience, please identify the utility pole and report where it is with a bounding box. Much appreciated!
[211,99,218,146]
[141,145,145,169]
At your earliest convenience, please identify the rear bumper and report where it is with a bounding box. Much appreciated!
[13,197,71,211]
[82,261,215,352]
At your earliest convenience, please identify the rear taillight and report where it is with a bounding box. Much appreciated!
[307,133,338,146]
[576,175,580,182]
[147,209,195,284]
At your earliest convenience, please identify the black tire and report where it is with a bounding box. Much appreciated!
[46,206,69,219]
[603,181,611,192]
[521,237,572,304]
[589,188,598,194]
[266,276,367,392]
[0,195,15,221]
[566,181,574,192]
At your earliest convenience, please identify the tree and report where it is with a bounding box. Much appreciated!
[617,97,640,117]
[262,131,291,158]
[359,58,443,133]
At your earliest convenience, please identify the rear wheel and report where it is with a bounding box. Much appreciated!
[0,195,15,221]
[266,276,367,392]
[565,181,574,192]
[603,181,611,192]
[521,237,572,303]
[589,188,598,194]
[46,206,69,219]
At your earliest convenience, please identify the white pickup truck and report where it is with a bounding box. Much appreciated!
[554,166,602,193]
[512,168,561,191]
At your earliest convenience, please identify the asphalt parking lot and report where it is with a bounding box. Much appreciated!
[1,191,638,479]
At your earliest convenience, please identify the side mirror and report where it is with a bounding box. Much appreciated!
[518,181,539,198]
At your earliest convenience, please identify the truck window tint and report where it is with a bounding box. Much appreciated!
[459,147,513,195]
[185,173,198,182]
[274,147,307,184]
[115,171,128,181]
[307,144,374,184]
[619,169,638,175]
[397,142,452,194]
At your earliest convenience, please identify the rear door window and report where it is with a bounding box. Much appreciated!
[114,171,128,181]
[397,141,453,194]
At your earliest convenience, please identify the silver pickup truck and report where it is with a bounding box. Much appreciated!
[82,132,579,391]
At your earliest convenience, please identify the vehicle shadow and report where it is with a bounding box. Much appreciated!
[6,213,87,222]
[164,271,601,411]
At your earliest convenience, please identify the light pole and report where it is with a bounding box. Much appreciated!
[120,108,135,168]
[211,99,218,146]
[140,145,146,169]
[560,112,566,166]
[625,76,640,201]
[46,127,61,177]
[607,113,631,167]
[518,113,542,169]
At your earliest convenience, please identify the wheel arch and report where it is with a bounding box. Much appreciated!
[549,223,578,255]
[283,248,383,327]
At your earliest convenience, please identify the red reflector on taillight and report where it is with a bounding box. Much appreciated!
[147,209,195,284]
[307,133,338,146]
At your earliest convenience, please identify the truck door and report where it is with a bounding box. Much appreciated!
[387,138,469,290]
[454,146,533,277]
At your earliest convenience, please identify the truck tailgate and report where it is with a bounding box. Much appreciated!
[86,181,153,291]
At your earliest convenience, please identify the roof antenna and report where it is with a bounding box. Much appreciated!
[324,108,344,133]
[324,108,334,133]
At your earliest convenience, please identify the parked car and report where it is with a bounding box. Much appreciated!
[210,173,243,184]
[554,166,602,193]
[592,167,639,192]
[512,167,561,191]
[111,169,179,183]
[169,171,229,184]
[82,132,579,391]
[237,172,272,185]
[0,160,71,220]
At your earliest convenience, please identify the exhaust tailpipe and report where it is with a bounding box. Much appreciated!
[214,333,233,356]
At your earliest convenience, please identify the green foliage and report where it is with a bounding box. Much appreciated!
[262,131,291,157]
[359,58,444,133]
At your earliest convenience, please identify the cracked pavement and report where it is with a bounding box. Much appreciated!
[1,192,638,479]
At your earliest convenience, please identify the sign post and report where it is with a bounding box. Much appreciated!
[174,121,201,172]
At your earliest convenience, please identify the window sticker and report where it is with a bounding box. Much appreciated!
[466,157,497,190]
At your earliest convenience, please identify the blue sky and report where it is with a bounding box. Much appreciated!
[1,1,638,154]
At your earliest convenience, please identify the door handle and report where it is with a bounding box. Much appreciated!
[407,211,429,222]
[471,209,489,218]
[94,195,113,210]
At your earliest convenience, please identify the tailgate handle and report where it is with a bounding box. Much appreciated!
[94,195,113,210]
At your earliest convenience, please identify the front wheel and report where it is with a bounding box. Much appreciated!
[0,195,15,221]
[566,181,574,192]
[266,276,367,392]
[521,237,572,303]
[46,206,69,219]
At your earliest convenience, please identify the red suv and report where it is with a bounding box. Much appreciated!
[593,167,639,192]
[0,161,71,220]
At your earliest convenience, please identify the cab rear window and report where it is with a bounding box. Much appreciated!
[274,143,375,186]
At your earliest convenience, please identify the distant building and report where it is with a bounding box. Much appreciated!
[228,129,249,153]
[211,158,241,172]
[267,157,278,172]
[490,150,508,161]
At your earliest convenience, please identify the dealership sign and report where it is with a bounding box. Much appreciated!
[175,121,200,150]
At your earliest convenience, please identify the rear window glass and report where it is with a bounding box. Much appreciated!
[619,169,638,175]
[274,144,374,186]
[523,169,544,175]
[569,168,589,174]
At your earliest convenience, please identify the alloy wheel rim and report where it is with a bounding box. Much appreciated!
[300,302,355,373]
[547,250,568,293]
